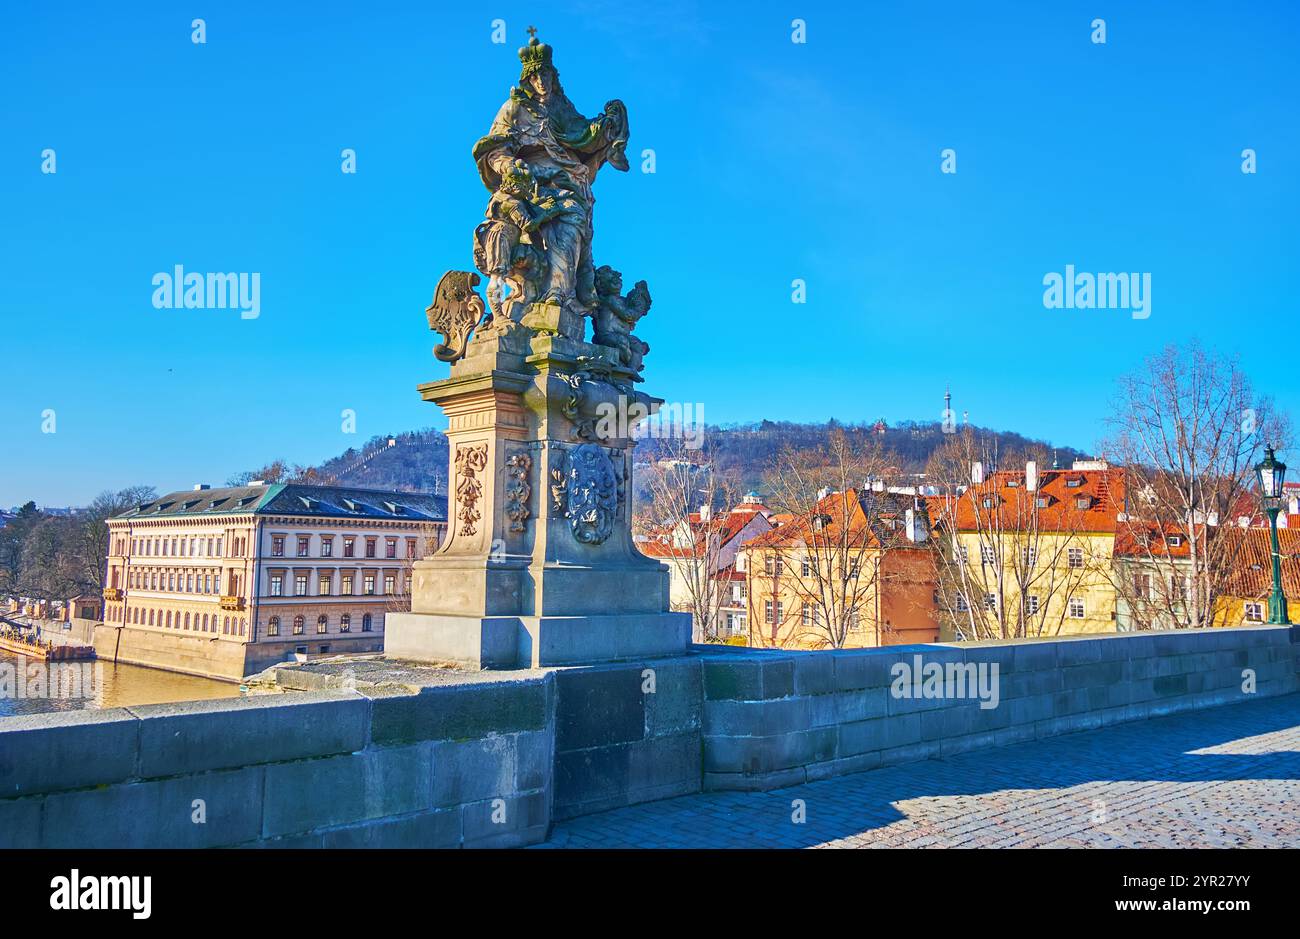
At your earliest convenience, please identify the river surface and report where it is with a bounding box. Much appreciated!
[0,648,243,717]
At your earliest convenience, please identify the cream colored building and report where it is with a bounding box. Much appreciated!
[102,482,445,680]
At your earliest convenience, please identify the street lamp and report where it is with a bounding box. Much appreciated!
[1254,446,1290,625]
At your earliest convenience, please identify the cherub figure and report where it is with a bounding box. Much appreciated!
[591,265,651,372]
[473,159,567,322]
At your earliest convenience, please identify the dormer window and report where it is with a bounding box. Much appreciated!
[1035,496,1050,509]
[982,497,996,509]
[1167,534,1184,547]
[384,501,404,515]
[1075,496,1092,510]
[1006,480,1020,488]
[1065,477,1083,488]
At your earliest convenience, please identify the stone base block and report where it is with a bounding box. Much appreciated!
[384,611,691,670]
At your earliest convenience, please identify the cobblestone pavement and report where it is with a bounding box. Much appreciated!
[543,694,1300,848]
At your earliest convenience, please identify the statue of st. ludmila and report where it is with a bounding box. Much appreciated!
[391,30,689,669]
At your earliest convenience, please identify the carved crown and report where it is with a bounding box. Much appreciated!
[518,37,553,79]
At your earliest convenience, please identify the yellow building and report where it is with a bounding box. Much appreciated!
[740,489,939,650]
[932,461,1125,640]
[102,482,445,680]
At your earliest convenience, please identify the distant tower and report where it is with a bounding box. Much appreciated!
[944,387,951,413]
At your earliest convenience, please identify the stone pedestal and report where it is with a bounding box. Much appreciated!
[384,321,691,669]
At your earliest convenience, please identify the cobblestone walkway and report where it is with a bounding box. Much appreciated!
[543,694,1300,848]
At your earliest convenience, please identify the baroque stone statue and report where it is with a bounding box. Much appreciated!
[393,28,689,671]
[424,30,651,378]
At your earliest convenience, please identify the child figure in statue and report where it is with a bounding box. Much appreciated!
[473,159,567,323]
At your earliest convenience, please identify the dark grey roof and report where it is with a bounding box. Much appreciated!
[113,484,446,522]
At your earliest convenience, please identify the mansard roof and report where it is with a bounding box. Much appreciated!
[113,484,446,522]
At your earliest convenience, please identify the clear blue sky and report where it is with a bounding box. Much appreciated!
[3,1,1298,506]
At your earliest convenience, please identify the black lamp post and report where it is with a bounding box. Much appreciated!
[1254,446,1290,625]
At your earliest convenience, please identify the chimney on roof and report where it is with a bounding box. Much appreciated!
[872,478,885,492]
[249,480,267,487]
[1025,461,1038,492]
[971,462,984,485]
[817,487,832,501]
[905,508,927,544]
[699,503,712,524]
[193,483,210,491]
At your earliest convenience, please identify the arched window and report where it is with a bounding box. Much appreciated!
[268,616,280,637]
[184,612,190,629]
[317,614,328,634]
[340,614,351,632]
[293,615,305,635]
[362,613,373,632]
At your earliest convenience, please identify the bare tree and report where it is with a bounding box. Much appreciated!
[926,430,1111,640]
[756,429,902,649]
[1100,343,1290,629]
[635,435,741,642]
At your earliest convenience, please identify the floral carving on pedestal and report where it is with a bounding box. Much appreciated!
[566,444,618,545]
[454,443,490,535]
[504,452,533,532]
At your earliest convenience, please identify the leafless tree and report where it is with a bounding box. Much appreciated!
[756,430,903,649]
[926,430,1106,640]
[635,435,740,642]
[1100,343,1291,629]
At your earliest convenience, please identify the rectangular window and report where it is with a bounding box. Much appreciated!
[955,593,969,612]
[294,574,308,596]
[1068,547,1084,569]
[342,574,354,595]
[321,537,334,557]
[981,545,995,565]
[801,558,812,577]
[1133,573,1151,599]
[383,574,396,595]
[406,538,417,559]
[984,593,997,611]
[343,537,355,558]
[1171,577,1188,601]
[1068,597,1086,619]
[801,603,815,627]
[297,536,310,557]
[386,538,397,559]
[364,574,376,595]
[1244,602,1264,623]
[272,536,285,557]
[366,538,377,559]
[1026,595,1040,615]
[1022,547,1036,567]
[319,574,332,596]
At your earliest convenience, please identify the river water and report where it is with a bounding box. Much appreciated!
[0,648,243,717]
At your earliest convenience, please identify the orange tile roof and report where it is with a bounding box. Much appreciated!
[942,468,1125,533]
[1220,526,1300,599]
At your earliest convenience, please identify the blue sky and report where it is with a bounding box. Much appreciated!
[2,0,1298,506]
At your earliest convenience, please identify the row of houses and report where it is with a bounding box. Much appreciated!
[641,460,1300,650]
